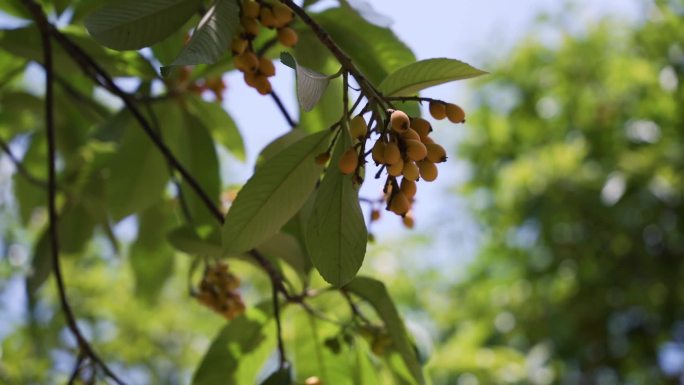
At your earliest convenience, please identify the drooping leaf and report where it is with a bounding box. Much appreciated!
[130,201,175,303]
[378,58,487,96]
[346,276,425,385]
[84,0,202,50]
[192,304,274,385]
[186,95,245,161]
[256,129,308,168]
[313,7,415,85]
[222,130,331,254]
[167,226,224,258]
[106,112,169,221]
[281,52,332,112]
[306,129,366,287]
[162,0,240,75]
[257,232,311,284]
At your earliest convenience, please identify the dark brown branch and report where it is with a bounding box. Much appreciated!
[385,95,443,104]
[279,0,388,109]
[272,281,287,368]
[31,4,126,384]
[0,136,47,188]
[269,91,297,129]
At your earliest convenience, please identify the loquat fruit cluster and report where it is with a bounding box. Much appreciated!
[195,262,245,320]
[232,0,298,95]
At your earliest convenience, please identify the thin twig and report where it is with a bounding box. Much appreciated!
[0,136,47,188]
[32,6,126,384]
[385,95,443,104]
[269,91,297,129]
[272,281,287,368]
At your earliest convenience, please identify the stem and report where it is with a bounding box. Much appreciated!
[0,136,47,188]
[34,9,126,385]
[272,281,287,368]
[270,91,298,129]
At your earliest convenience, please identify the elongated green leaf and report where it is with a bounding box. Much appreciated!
[163,0,240,75]
[346,277,425,385]
[306,129,366,287]
[378,58,487,96]
[192,305,274,385]
[167,226,223,258]
[26,231,51,305]
[313,7,415,85]
[257,232,311,283]
[186,96,245,161]
[256,129,308,168]
[223,130,331,253]
[281,52,332,112]
[130,202,175,303]
[84,0,202,50]
[106,112,169,221]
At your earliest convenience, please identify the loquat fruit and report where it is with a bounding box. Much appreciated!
[429,101,447,120]
[446,103,465,123]
[277,27,298,47]
[338,147,358,175]
[350,115,367,139]
[418,160,438,181]
[425,142,447,163]
[405,139,428,161]
[400,178,417,198]
[389,191,410,215]
[371,140,386,164]
[383,142,401,164]
[402,160,419,181]
[390,110,410,133]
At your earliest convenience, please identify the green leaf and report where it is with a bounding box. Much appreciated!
[378,58,488,96]
[192,304,274,385]
[130,202,175,303]
[26,230,51,305]
[313,7,415,85]
[162,0,240,76]
[106,112,169,221]
[186,95,245,161]
[256,129,308,168]
[167,226,223,258]
[281,52,332,112]
[346,277,425,385]
[222,130,331,254]
[84,0,202,50]
[306,129,366,287]
[260,366,292,385]
[257,232,311,284]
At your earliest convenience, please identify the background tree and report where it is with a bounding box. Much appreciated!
[431,2,684,384]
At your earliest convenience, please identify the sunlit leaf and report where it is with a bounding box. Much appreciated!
[378,58,487,96]
[306,129,366,287]
[222,130,332,254]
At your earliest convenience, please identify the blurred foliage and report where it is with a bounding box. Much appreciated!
[435,2,684,384]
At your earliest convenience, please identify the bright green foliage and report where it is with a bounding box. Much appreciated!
[85,0,203,50]
[222,130,331,254]
[378,58,487,97]
[0,0,482,383]
[307,128,366,287]
[434,5,684,384]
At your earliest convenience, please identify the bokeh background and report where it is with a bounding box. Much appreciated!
[1,0,683,384]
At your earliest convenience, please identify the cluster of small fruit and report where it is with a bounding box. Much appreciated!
[195,262,245,320]
[178,67,227,101]
[232,0,298,95]
[336,101,465,220]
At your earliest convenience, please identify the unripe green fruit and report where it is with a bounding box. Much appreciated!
[425,143,447,163]
[338,147,358,174]
[411,118,431,139]
[371,140,386,163]
[402,161,419,181]
[258,57,275,77]
[389,191,410,215]
[387,157,404,177]
[418,160,438,181]
[405,139,427,161]
[429,101,447,120]
[350,115,367,139]
[390,110,410,133]
[384,142,401,165]
[446,103,466,123]
[401,128,420,141]
[277,27,298,47]
[400,178,417,198]
[242,1,260,18]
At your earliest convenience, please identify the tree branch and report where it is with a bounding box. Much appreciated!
[269,91,297,129]
[32,4,126,383]
[0,135,47,188]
